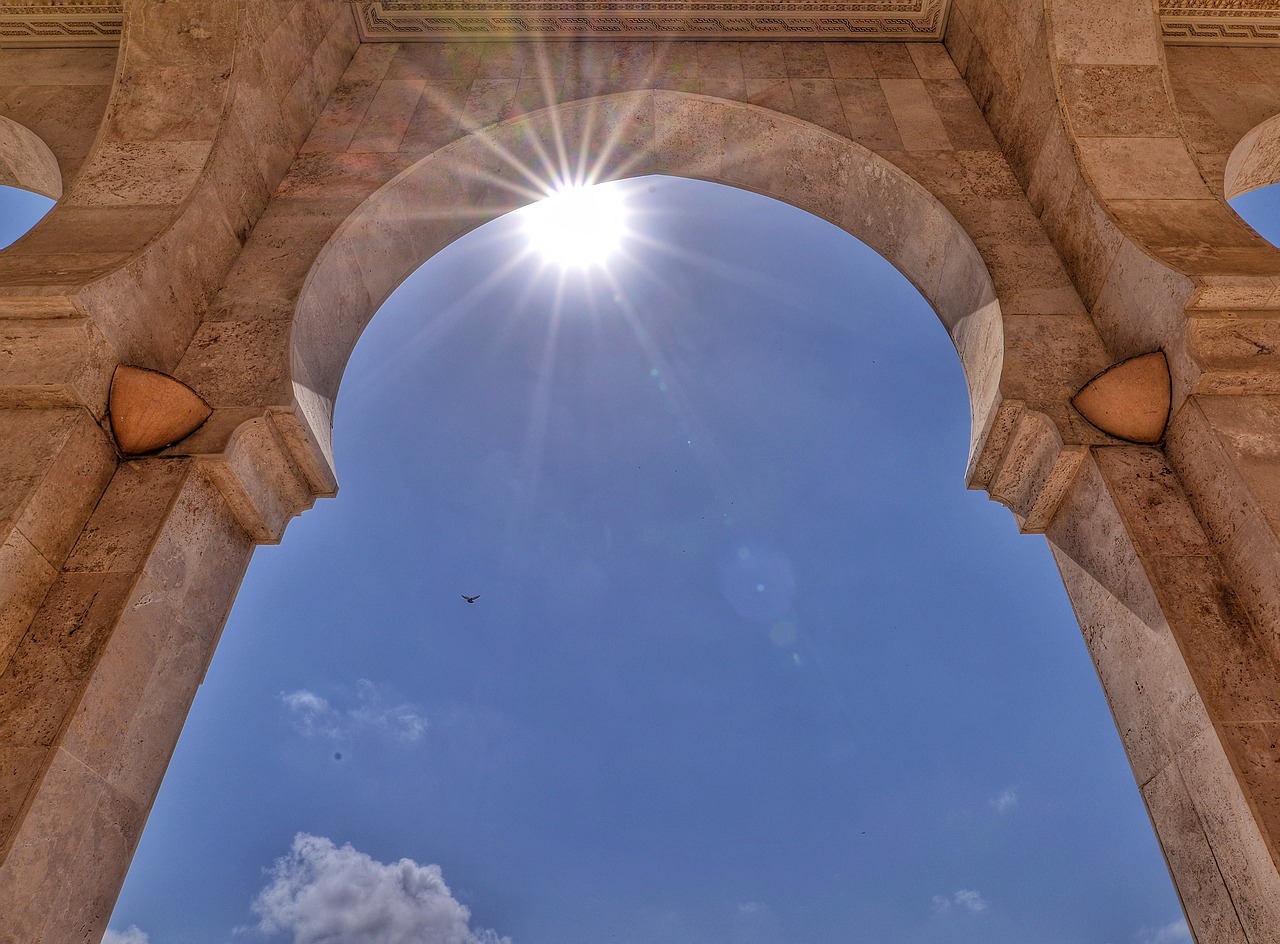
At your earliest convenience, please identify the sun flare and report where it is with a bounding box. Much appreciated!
[522,183,627,269]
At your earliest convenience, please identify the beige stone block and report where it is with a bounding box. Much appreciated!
[740,42,786,80]
[1188,277,1280,312]
[177,319,295,408]
[0,528,56,676]
[822,43,875,79]
[925,79,998,151]
[104,64,228,143]
[0,317,117,414]
[460,78,519,130]
[867,44,916,79]
[0,113,61,199]
[203,417,315,544]
[652,92,727,183]
[833,78,901,151]
[1089,239,1193,369]
[1177,725,1280,938]
[342,41,398,83]
[14,410,115,567]
[349,78,425,152]
[1143,554,1280,724]
[0,571,134,749]
[745,79,795,117]
[0,48,116,87]
[385,43,481,83]
[0,251,133,289]
[1001,312,1110,405]
[880,78,951,151]
[67,140,211,208]
[301,78,380,153]
[1140,758,1253,944]
[4,205,174,257]
[907,43,959,80]
[1060,65,1180,138]
[1053,179,1123,311]
[1050,546,1207,786]
[40,778,148,944]
[274,149,408,205]
[1093,447,1213,557]
[788,79,850,139]
[1048,0,1161,67]
[1046,457,1167,631]
[781,43,831,79]
[0,747,108,940]
[59,576,177,784]
[1075,136,1207,202]
[398,81,469,155]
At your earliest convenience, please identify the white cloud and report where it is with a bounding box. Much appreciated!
[991,788,1018,813]
[1138,920,1192,944]
[281,680,426,743]
[932,889,988,915]
[253,834,510,944]
[102,927,149,944]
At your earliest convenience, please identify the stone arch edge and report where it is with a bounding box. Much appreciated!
[0,115,62,201]
[284,90,1009,500]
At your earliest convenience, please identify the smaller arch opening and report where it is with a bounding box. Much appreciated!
[0,185,54,251]
[1229,183,1280,249]
[0,114,61,250]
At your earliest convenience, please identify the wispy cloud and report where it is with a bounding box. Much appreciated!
[252,833,510,944]
[1137,920,1192,944]
[991,788,1018,813]
[932,889,988,915]
[102,927,149,944]
[280,680,427,743]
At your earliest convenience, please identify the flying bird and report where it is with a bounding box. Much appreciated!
[462,594,479,604]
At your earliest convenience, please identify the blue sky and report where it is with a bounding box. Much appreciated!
[10,174,1277,944]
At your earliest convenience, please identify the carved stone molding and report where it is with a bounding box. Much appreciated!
[1,2,1278,50]
[0,3,121,48]
[1161,0,1280,45]
[351,0,950,41]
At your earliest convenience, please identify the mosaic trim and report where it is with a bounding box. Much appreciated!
[0,3,122,47]
[1160,1,1280,45]
[1,1,1278,47]
[351,0,951,40]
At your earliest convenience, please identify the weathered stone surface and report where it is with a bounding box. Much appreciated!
[4,2,1280,941]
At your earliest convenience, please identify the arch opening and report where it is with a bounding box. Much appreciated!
[1224,112,1280,249]
[0,185,54,252]
[0,115,60,251]
[289,92,1004,489]
[109,175,1186,944]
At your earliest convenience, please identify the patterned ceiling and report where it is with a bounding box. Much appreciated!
[0,0,1277,46]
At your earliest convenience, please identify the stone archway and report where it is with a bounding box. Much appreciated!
[0,115,61,200]
[8,3,1280,941]
[289,91,1008,483]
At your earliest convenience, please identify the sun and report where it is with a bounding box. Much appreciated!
[522,182,627,269]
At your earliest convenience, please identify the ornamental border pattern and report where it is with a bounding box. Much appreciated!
[0,1,1279,47]
[0,4,121,47]
[352,0,948,40]
[1161,1,1280,45]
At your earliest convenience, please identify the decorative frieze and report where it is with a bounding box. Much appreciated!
[1160,1,1280,45]
[351,0,950,41]
[0,3,121,48]
[1,0,1279,48]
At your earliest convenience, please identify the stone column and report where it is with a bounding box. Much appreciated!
[0,457,255,944]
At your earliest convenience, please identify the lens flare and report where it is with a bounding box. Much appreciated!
[522,183,627,268]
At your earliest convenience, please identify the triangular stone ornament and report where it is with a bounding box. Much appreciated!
[108,365,212,455]
[1071,351,1171,444]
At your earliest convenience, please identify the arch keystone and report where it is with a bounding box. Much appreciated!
[108,364,212,455]
[1071,351,1171,444]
